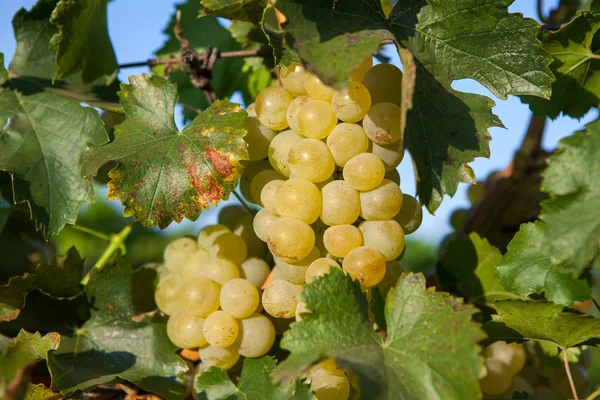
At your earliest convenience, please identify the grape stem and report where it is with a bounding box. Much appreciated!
[69,224,110,241]
[80,225,133,285]
[232,190,256,216]
[562,347,579,400]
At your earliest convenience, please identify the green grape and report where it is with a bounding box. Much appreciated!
[274,246,321,284]
[255,86,294,130]
[155,274,183,315]
[180,248,210,278]
[450,209,468,231]
[501,376,534,398]
[268,129,302,177]
[288,139,335,183]
[275,178,322,224]
[198,224,231,250]
[326,123,369,167]
[253,208,279,242]
[323,225,363,258]
[286,96,313,134]
[297,100,338,139]
[267,217,315,262]
[342,246,386,287]
[479,358,513,396]
[376,261,404,298]
[279,63,309,96]
[240,160,271,203]
[550,363,590,399]
[199,258,240,285]
[370,138,404,171]
[342,153,385,191]
[295,300,310,322]
[467,183,486,205]
[362,63,403,105]
[384,169,400,185]
[240,257,271,289]
[219,278,259,319]
[203,310,239,348]
[306,361,350,400]
[350,56,373,83]
[331,81,371,122]
[262,279,303,319]
[260,179,285,215]
[250,169,285,206]
[246,115,277,161]
[180,277,221,317]
[393,194,423,235]
[320,180,361,226]
[166,311,206,349]
[483,341,526,376]
[362,102,402,145]
[359,220,405,261]
[305,74,334,101]
[231,214,267,259]
[305,258,342,283]
[164,237,198,272]
[210,232,248,266]
[200,344,240,370]
[360,179,403,221]
[237,313,276,358]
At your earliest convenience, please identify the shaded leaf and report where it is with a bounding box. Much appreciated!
[201,0,267,23]
[0,194,11,234]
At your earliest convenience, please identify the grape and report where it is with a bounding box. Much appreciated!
[306,361,350,400]
[219,278,259,319]
[180,277,221,317]
[240,257,271,289]
[321,180,361,226]
[359,220,405,261]
[376,261,404,297]
[245,115,277,161]
[275,178,322,224]
[297,100,338,139]
[503,376,534,398]
[393,194,423,235]
[255,86,294,130]
[253,208,279,242]
[295,300,310,321]
[164,237,198,272]
[384,169,400,186]
[236,313,276,358]
[323,225,363,258]
[305,74,334,101]
[262,279,303,319]
[362,63,403,105]
[326,123,369,167]
[360,179,403,221]
[467,183,485,205]
[240,160,271,202]
[350,56,373,83]
[274,246,321,284]
[260,179,284,215]
[479,358,512,396]
[250,169,285,205]
[286,96,313,134]
[230,214,267,259]
[199,258,240,285]
[198,224,231,250]
[203,310,239,348]
[370,139,404,171]
[450,209,468,231]
[268,129,302,177]
[483,341,526,376]
[342,246,386,287]
[180,248,210,278]
[342,153,385,191]
[155,274,183,315]
[210,232,248,266]
[279,63,309,96]
[167,311,206,349]
[534,386,560,400]
[331,81,371,122]
[200,344,240,370]
[288,139,335,183]
[305,258,342,283]
[267,217,315,262]
[362,102,402,145]
[246,102,257,117]
[550,363,590,399]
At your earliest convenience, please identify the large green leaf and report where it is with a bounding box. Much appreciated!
[275,270,485,399]
[200,0,267,23]
[82,75,248,229]
[47,257,188,399]
[523,12,600,119]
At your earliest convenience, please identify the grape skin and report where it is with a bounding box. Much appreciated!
[275,178,322,224]
[280,63,309,96]
[253,208,279,242]
[393,194,423,235]
[362,63,403,105]
[360,179,403,221]
[167,311,207,349]
[331,81,371,122]
[359,220,405,261]
[250,169,285,206]
[180,248,210,278]
[343,153,385,191]
[306,361,350,400]
[350,56,373,83]
[260,179,285,215]
[180,277,221,317]
[297,100,338,139]
[288,138,336,183]
[323,225,363,258]
[326,123,369,167]
[342,246,386,288]
[305,74,334,101]
[198,257,240,285]
[203,310,239,348]
[262,279,303,319]
[267,217,315,262]
[479,358,512,396]
[370,139,404,172]
[200,344,240,370]
[240,257,271,289]
[236,313,276,358]
[255,86,294,130]
[274,246,321,284]
[245,115,276,161]
[164,237,198,272]
[210,232,248,266]
[268,130,302,177]
[362,102,402,145]
[220,278,259,319]
[321,180,361,226]
[305,258,342,283]
[286,96,313,134]
[155,274,183,316]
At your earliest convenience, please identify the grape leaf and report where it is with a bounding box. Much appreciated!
[522,12,600,119]
[47,256,188,399]
[275,270,485,399]
[49,0,118,84]
[23,384,56,400]
[196,357,314,400]
[82,75,249,229]
[200,0,267,23]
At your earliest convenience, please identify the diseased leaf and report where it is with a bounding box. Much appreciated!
[200,0,267,23]
[275,270,485,400]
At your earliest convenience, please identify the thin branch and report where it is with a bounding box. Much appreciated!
[80,225,133,285]
[69,224,110,241]
[563,348,580,400]
[232,190,256,216]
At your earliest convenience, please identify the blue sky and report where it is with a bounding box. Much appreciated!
[1,0,598,244]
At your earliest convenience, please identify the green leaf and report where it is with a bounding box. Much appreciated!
[23,384,57,400]
[49,0,118,84]
[523,12,600,119]
[47,256,188,399]
[200,0,267,23]
[275,270,485,399]
[491,301,600,349]
[82,75,248,229]
[195,367,237,399]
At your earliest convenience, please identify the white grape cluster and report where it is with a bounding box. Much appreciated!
[154,223,275,370]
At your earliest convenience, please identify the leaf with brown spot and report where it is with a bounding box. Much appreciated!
[82,74,249,229]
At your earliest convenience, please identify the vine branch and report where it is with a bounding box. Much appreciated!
[563,348,580,400]
[80,225,133,285]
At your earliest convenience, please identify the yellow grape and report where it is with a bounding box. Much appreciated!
[295,300,310,322]
[268,129,302,177]
[253,208,279,242]
[250,169,285,206]
[286,96,313,134]
[260,179,285,215]
[164,237,198,272]
[155,274,183,315]
[323,225,363,258]
[359,220,405,261]
[167,311,207,349]
[288,138,335,183]
[350,56,373,83]
[297,100,338,139]
[305,258,342,283]
[326,123,369,167]
[199,258,240,285]
[200,345,240,370]
[180,277,221,317]
[280,62,309,96]
[255,86,294,130]
[370,138,404,171]
[197,224,231,250]
[267,217,315,262]
[262,279,303,319]
[360,179,403,221]
[321,180,361,226]
[501,376,534,399]
[274,246,321,284]
[245,115,277,161]
[362,102,402,145]
[479,358,512,396]
[239,160,271,203]
[342,246,386,287]
[237,313,276,358]
[362,63,403,105]
[331,81,371,122]
[203,310,239,348]
[275,178,322,224]
[483,341,526,376]
[220,278,259,319]
[305,74,335,101]
[306,360,350,400]
[180,248,210,278]
[210,232,248,265]
[343,153,385,191]
[239,257,271,288]
[467,183,486,205]
[393,194,423,235]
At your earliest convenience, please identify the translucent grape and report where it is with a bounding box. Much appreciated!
[255,86,294,130]
[245,115,277,161]
[180,248,210,278]
[393,194,423,234]
[376,261,404,297]
[230,214,267,259]
[237,313,276,358]
[350,56,373,83]
[250,169,285,205]
[274,246,321,284]
[343,153,385,191]
[267,217,315,262]
[246,102,257,117]
[200,344,240,369]
[275,178,321,224]
[203,310,239,348]
[295,300,310,322]
[180,277,221,317]
[305,258,342,283]
[240,160,271,202]
[323,225,363,258]
[342,246,386,287]
[305,74,334,101]
[240,257,271,289]
[198,224,231,250]
[503,376,534,399]
[483,341,526,376]
[297,100,338,139]
[359,220,405,261]
[210,232,248,266]
[306,361,350,400]
[288,139,335,183]
[164,237,198,272]
[262,279,303,319]
[321,180,360,226]
[167,311,206,349]
[199,258,240,285]
[253,208,279,242]
[280,63,309,96]
[479,358,512,396]
[360,179,403,221]
[363,102,402,145]
[220,278,259,319]
[260,179,284,215]
[370,139,404,171]
[362,63,403,105]
[155,274,183,315]
[326,123,369,167]
[268,129,302,177]
[331,81,371,122]
[286,96,312,134]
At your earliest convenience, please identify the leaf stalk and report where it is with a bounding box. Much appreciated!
[80,225,133,285]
